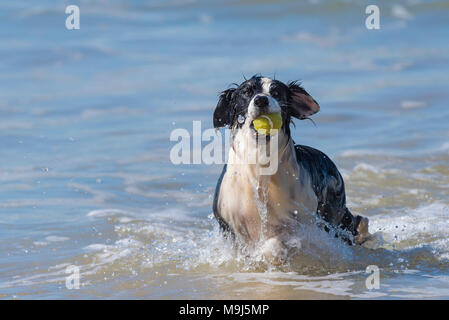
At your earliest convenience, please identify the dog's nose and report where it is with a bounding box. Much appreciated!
[254,95,269,108]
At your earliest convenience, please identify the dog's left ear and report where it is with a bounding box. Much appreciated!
[288,82,320,119]
[213,88,236,128]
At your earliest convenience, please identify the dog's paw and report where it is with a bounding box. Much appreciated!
[262,237,288,265]
[354,216,371,245]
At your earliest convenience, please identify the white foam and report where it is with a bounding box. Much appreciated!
[45,236,69,242]
[353,163,382,174]
[282,30,349,48]
[401,100,426,109]
[81,238,143,272]
[408,189,421,195]
[339,149,395,158]
[87,209,128,217]
[392,4,413,20]
[33,241,48,246]
[369,203,449,257]
[118,217,133,223]
[84,244,108,252]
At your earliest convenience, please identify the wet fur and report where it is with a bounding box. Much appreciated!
[212,75,370,256]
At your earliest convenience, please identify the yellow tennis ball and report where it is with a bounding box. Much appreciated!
[252,112,283,135]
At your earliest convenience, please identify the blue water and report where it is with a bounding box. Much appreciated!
[1,0,449,299]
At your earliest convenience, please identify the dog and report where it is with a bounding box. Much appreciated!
[212,75,370,259]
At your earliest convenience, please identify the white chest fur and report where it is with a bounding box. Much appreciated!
[217,141,318,243]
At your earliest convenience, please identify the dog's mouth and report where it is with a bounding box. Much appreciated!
[249,121,259,136]
[249,112,283,139]
[249,121,272,142]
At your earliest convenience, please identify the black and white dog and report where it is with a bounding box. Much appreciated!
[212,75,370,259]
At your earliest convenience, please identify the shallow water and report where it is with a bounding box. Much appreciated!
[1,0,449,299]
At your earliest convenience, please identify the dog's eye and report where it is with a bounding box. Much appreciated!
[271,90,279,98]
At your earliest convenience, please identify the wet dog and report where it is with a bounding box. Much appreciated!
[212,75,370,259]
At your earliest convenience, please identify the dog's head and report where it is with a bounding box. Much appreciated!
[213,75,320,142]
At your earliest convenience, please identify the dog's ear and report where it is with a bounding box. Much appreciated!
[288,82,320,119]
[213,88,236,128]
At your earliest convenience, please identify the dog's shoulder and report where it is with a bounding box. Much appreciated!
[294,144,339,176]
[294,144,345,203]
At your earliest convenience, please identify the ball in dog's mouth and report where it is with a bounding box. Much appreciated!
[251,112,283,136]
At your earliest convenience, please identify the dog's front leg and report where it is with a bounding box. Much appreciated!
[354,216,371,245]
[261,237,288,264]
